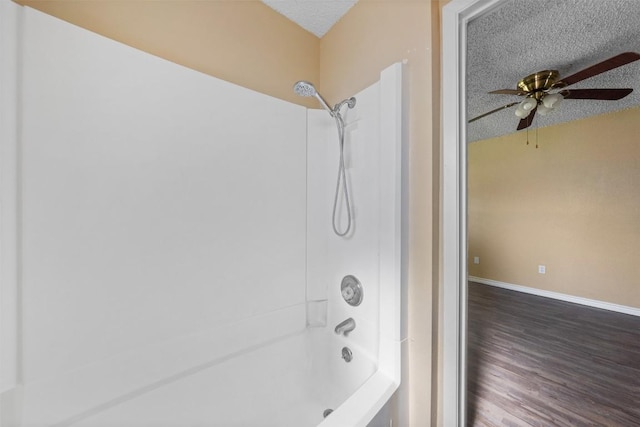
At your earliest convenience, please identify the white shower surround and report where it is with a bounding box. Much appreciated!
[0,5,404,427]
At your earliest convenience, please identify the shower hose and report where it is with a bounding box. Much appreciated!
[332,113,352,237]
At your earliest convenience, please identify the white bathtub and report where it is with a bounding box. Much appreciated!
[52,329,386,427]
[1,304,399,427]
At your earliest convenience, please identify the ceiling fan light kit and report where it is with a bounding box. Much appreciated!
[470,52,640,131]
[537,104,551,116]
[514,105,528,118]
[542,92,563,108]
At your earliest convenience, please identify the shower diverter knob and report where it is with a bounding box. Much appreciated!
[342,287,355,301]
[340,275,363,306]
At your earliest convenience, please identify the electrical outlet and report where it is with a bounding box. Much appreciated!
[538,265,546,274]
[473,256,480,264]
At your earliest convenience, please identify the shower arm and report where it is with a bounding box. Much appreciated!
[315,93,336,117]
[333,97,356,114]
[315,94,356,120]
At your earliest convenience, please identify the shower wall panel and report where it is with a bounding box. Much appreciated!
[307,81,382,362]
[306,63,404,427]
[0,0,21,394]
[20,6,307,390]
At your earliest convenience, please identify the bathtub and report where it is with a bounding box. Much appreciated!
[1,303,399,427]
[55,330,385,427]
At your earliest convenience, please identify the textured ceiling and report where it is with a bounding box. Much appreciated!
[467,0,640,142]
[262,0,358,38]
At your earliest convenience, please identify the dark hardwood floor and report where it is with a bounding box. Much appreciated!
[467,282,640,427]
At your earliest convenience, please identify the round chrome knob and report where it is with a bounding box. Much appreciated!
[341,347,353,362]
[340,275,363,306]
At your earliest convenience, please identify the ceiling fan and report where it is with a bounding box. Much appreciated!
[469,52,640,130]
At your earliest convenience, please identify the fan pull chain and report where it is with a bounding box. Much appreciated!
[526,127,529,145]
[536,125,539,149]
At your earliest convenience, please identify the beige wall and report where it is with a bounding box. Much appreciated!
[13,1,442,425]
[15,0,320,108]
[321,1,439,425]
[469,106,640,308]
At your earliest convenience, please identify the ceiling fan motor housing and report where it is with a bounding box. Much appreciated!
[517,70,562,100]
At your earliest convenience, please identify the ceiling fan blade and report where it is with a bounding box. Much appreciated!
[560,88,633,100]
[557,52,640,87]
[469,102,520,123]
[489,89,526,95]
[516,107,536,131]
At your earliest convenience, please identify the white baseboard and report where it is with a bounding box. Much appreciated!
[469,276,640,318]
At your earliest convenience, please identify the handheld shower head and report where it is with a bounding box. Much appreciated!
[293,81,316,97]
[293,81,334,116]
[293,79,357,237]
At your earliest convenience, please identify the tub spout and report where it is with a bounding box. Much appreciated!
[334,318,356,336]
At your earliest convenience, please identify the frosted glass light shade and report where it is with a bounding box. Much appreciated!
[515,106,527,118]
[537,104,552,116]
[521,97,537,111]
[543,93,563,108]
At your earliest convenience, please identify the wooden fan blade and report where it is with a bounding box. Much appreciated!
[517,107,536,131]
[468,102,520,123]
[560,88,633,100]
[557,52,640,87]
[489,89,526,95]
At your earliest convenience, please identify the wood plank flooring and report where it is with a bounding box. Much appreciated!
[467,282,640,427]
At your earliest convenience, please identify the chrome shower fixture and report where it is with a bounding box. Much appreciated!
[293,80,357,237]
[334,97,357,112]
[293,80,333,116]
[293,81,356,118]
[292,80,316,97]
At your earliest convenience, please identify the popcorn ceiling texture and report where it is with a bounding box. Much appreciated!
[262,0,358,38]
[467,0,640,142]
[262,0,640,140]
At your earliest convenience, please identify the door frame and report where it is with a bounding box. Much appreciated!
[441,0,506,425]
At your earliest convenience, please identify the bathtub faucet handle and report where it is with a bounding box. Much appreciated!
[334,318,356,336]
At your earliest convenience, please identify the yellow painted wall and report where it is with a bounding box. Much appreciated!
[15,0,320,108]
[469,107,640,308]
[321,1,439,425]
